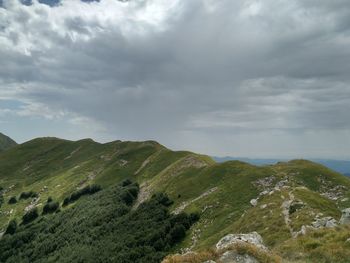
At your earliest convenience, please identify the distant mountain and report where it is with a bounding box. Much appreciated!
[0,133,17,152]
[213,156,350,176]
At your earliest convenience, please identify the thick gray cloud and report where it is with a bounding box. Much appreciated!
[0,0,349,159]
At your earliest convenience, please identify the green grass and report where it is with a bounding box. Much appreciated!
[277,225,350,263]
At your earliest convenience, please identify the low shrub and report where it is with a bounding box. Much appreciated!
[121,179,132,187]
[8,196,17,204]
[152,193,174,207]
[4,219,17,235]
[22,208,39,224]
[19,191,38,200]
[62,184,102,206]
[43,201,60,215]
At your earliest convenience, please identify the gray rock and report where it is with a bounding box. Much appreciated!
[216,232,266,250]
[312,216,337,228]
[219,251,258,263]
[202,261,216,263]
[250,199,258,207]
[340,208,350,225]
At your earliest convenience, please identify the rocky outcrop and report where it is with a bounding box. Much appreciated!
[219,250,259,263]
[340,208,350,225]
[281,192,295,236]
[312,216,338,228]
[163,232,280,263]
[216,232,267,251]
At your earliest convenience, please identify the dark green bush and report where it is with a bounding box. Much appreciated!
[121,179,133,187]
[4,220,17,235]
[169,224,186,243]
[62,184,102,206]
[42,202,59,215]
[120,190,136,205]
[22,208,39,224]
[19,191,38,200]
[8,196,17,204]
[152,193,174,207]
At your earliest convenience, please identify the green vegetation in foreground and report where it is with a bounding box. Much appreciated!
[277,225,350,263]
[0,181,197,263]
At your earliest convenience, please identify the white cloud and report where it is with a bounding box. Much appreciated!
[0,0,350,158]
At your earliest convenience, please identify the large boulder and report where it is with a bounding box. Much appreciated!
[216,232,266,251]
[340,208,350,225]
[219,251,258,263]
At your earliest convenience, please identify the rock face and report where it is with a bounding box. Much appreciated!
[219,251,258,263]
[216,232,266,251]
[340,208,350,225]
[312,216,338,228]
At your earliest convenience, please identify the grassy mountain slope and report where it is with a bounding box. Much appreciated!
[0,133,17,152]
[1,137,350,262]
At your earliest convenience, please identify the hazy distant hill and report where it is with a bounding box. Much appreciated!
[0,133,17,152]
[214,156,350,176]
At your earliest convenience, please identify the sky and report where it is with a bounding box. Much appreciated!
[0,0,349,159]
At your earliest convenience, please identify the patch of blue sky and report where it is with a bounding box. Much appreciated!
[0,99,27,110]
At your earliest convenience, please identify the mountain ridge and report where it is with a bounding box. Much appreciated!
[1,136,350,262]
[214,156,350,176]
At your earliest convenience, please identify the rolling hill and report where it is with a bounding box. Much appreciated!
[1,136,350,262]
[0,133,17,152]
[214,156,350,176]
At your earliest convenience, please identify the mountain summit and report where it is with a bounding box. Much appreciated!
[0,133,17,152]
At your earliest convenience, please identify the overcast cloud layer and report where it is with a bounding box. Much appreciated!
[0,0,349,159]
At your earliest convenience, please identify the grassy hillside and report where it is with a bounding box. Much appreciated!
[1,137,350,262]
[0,133,17,152]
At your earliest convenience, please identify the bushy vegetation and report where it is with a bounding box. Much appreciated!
[8,196,17,204]
[42,200,60,215]
[0,182,197,263]
[22,207,39,224]
[62,184,102,206]
[19,191,38,200]
[4,219,17,235]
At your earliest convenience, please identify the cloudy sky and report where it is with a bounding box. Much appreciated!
[0,0,349,159]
